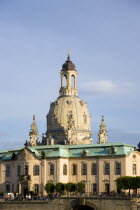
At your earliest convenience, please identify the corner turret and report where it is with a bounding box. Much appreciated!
[98,116,108,144]
[29,115,39,146]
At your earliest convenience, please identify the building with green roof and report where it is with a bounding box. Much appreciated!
[0,55,138,196]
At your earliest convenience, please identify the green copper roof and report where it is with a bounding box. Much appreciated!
[0,142,135,160]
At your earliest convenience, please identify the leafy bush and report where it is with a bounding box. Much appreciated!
[45,182,55,193]
[116,176,140,194]
[66,182,76,192]
[55,182,65,193]
[76,182,85,193]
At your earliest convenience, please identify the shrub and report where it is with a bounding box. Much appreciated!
[45,182,55,193]
[66,182,76,192]
[76,182,85,193]
[55,182,65,194]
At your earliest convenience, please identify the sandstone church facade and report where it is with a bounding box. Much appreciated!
[0,54,139,196]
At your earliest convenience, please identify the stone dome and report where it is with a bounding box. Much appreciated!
[45,55,93,145]
[46,95,92,145]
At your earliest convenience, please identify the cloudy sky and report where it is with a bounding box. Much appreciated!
[0,0,140,149]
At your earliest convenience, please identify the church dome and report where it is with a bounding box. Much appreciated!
[62,55,76,71]
[45,54,92,145]
[46,95,92,145]
[47,96,91,132]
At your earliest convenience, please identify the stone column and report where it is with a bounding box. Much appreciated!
[19,182,22,194]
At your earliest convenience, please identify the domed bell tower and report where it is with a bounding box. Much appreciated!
[59,51,78,96]
[45,52,93,145]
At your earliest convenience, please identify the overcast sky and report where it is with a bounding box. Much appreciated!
[0,0,140,150]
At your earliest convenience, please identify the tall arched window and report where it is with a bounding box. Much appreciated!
[72,164,77,175]
[33,165,39,176]
[81,163,87,175]
[71,75,75,87]
[133,164,136,174]
[17,166,21,176]
[115,162,121,174]
[25,165,28,176]
[62,75,67,86]
[91,163,97,175]
[6,165,11,177]
[104,163,110,175]
[50,164,54,175]
[63,164,67,175]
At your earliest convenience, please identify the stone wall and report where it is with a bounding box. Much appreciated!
[0,197,139,210]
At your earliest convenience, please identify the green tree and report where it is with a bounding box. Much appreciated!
[116,176,140,195]
[66,182,76,193]
[136,177,140,189]
[55,182,65,194]
[45,182,55,193]
[76,182,85,193]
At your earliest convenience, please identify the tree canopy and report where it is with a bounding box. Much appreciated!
[116,176,140,190]
[45,182,55,193]
[66,182,76,192]
[55,182,65,193]
[76,182,85,193]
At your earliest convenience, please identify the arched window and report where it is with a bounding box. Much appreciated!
[62,75,67,86]
[133,164,136,174]
[91,163,97,175]
[50,164,54,175]
[5,184,10,192]
[71,75,75,87]
[63,164,67,175]
[115,162,121,174]
[17,166,21,176]
[72,164,77,175]
[6,165,11,177]
[104,163,110,175]
[25,165,28,176]
[33,165,39,176]
[81,163,87,175]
